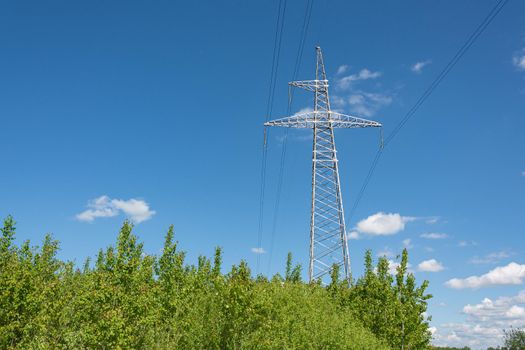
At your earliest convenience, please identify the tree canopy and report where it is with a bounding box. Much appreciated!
[0,215,433,349]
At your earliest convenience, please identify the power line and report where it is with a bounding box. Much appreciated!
[347,0,509,223]
[256,0,288,273]
[267,0,315,274]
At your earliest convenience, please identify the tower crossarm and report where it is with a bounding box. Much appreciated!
[289,80,329,92]
[264,111,382,129]
[329,112,382,128]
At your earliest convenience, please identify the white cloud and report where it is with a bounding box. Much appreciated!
[292,107,313,116]
[76,195,155,224]
[365,92,393,105]
[377,247,394,258]
[356,212,415,236]
[347,231,360,240]
[336,64,349,75]
[387,259,412,275]
[418,259,444,272]
[469,251,512,264]
[402,238,413,249]
[411,60,431,73]
[513,49,525,71]
[337,68,381,89]
[446,262,525,289]
[420,232,448,239]
[463,290,525,323]
[506,305,525,318]
[330,95,347,108]
[521,170,525,177]
[332,65,391,118]
[432,290,525,347]
[425,216,440,224]
[458,240,477,247]
[348,99,373,117]
[344,91,393,117]
[387,259,400,275]
[251,247,266,254]
[75,196,119,222]
[111,199,156,223]
[348,94,365,105]
[432,323,504,348]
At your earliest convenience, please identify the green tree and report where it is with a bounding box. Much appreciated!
[0,215,19,348]
[1,216,435,349]
[284,252,302,283]
[348,248,432,349]
[396,249,433,349]
[503,327,525,350]
[0,215,16,257]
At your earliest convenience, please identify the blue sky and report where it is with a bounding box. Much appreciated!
[1,0,524,347]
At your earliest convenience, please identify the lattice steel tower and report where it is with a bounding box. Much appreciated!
[265,47,382,284]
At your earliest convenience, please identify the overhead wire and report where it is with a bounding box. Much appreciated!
[267,0,315,275]
[347,0,510,223]
[256,0,288,273]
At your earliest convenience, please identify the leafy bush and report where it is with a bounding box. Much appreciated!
[503,327,525,350]
[0,216,432,349]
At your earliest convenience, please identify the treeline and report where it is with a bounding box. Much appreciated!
[0,215,432,349]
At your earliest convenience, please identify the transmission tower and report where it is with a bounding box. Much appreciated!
[265,47,382,284]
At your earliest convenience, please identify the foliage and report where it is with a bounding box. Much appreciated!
[0,216,433,349]
[339,249,433,349]
[502,327,525,350]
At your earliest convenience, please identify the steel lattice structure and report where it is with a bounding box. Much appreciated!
[265,47,382,284]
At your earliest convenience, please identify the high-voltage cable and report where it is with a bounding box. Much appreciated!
[256,0,288,273]
[347,0,509,224]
